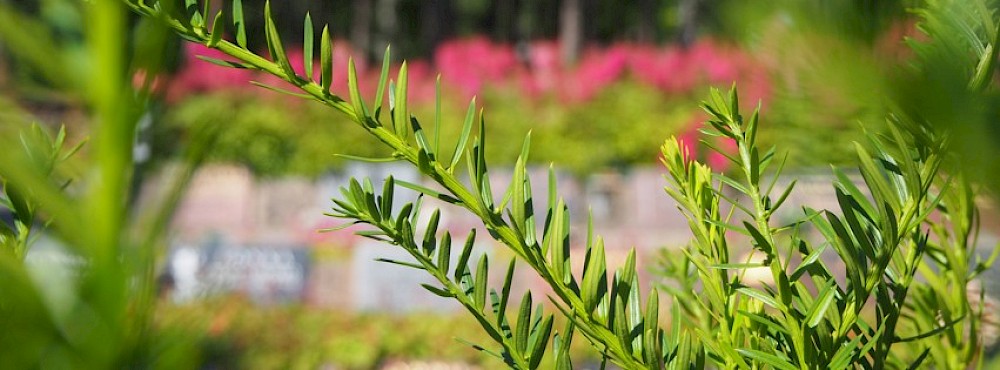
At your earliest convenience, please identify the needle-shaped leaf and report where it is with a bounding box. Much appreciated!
[833,168,876,219]
[263,1,294,77]
[710,263,765,269]
[348,57,369,119]
[374,46,391,115]
[515,291,533,353]
[546,200,569,283]
[334,153,400,163]
[380,176,394,220]
[249,81,313,99]
[450,98,476,170]
[437,232,451,272]
[736,286,780,309]
[746,104,760,145]
[375,258,424,270]
[643,289,661,366]
[855,142,900,212]
[434,75,442,155]
[185,0,203,27]
[806,279,839,327]
[421,283,453,298]
[743,221,773,255]
[735,349,798,370]
[828,329,866,369]
[475,110,488,191]
[201,0,211,28]
[497,258,515,325]
[207,11,224,47]
[454,230,476,281]
[320,25,332,93]
[527,314,553,369]
[736,309,790,335]
[233,0,247,48]
[303,12,314,79]
[620,249,636,289]
[714,173,751,195]
[393,62,409,138]
[770,179,797,212]
[791,243,827,280]
[195,55,253,69]
[581,237,607,311]
[510,144,528,232]
[474,254,489,310]
[395,179,460,204]
[412,117,432,154]
[422,209,440,256]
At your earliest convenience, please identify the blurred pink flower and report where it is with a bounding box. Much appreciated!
[562,45,628,102]
[520,41,562,95]
[166,43,255,102]
[692,43,740,83]
[435,37,518,98]
[675,113,736,172]
[166,37,772,117]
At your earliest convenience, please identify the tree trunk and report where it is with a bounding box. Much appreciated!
[560,0,582,65]
[677,0,700,47]
[422,0,454,52]
[637,0,657,42]
[374,0,399,59]
[494,0,516,42]
[351,0,373,59]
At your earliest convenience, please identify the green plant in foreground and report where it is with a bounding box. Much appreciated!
[0,124,82,260]
[0,0,217,366]
[0,0,984,369]
[109,0,1000,368]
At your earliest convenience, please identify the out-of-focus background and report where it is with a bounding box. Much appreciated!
[2,0,1000,368]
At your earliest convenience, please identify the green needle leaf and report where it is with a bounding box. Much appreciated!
[736,287,780,309]
[320,25,332,93]
[454,230,476,281]
[515,291,533,353]
[348,57,369,120]
[263,1,294,77]
[421,283,454,298]
[806,280,838,328]
[450,97,476,170]
[395,179,460,204]
[207,11,224,47]
[735,349,798,370]
[233,0,247,48]
[474,254,489,309]
[434,75,442,155]
[392,62,409,139]
[303,12,314,79]
[374,46,391,115]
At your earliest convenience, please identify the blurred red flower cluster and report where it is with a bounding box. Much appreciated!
[165,36,770,107]
[163,37,769,172]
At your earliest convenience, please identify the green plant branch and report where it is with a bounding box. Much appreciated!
[118,1,999,369]
[123,1,658,367]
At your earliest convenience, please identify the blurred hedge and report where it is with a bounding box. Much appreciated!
[156,298,602,369]
[161,80,869,178]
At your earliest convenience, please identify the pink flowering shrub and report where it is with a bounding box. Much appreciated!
[434,36,521,99]
[164,37,769,173]
[168,37,770,107]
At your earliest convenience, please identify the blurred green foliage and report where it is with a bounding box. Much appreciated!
[163,92,390,177]
[164,79,875,177]
[157,298,601,369]
[162,82,700,177]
